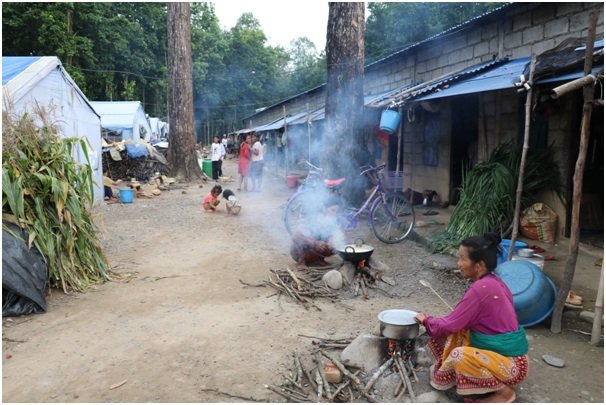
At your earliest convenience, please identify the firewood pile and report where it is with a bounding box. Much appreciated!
[240,263,397,311]
[240,267,341,311]
[266,338,421,403]
[102,148,170,181]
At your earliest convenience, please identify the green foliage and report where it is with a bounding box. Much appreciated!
[431,141,564,253]
[2,108,110,293]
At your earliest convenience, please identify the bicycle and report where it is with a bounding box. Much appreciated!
[283,162,415,244]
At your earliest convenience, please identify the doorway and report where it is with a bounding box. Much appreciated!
[449,95,479,204]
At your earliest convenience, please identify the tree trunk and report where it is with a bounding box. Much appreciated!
[323,2,365,203]
[550,9,598,333]
[167,3,201,181]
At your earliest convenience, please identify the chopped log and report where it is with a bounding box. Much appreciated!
[319,350,361,386]
[363,357,393,393]
[551,74,596,99]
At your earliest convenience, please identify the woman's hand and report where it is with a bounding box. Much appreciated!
[415,312,427,324]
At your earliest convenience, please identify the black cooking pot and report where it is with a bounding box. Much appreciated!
[336,238,374,263]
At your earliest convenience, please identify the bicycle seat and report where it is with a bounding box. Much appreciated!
[324,178,346,188]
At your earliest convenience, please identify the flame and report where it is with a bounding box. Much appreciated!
[357,260,366,269]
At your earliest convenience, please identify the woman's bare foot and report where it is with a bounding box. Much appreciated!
[475,386,516,403]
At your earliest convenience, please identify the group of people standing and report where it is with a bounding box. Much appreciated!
[237,133,265,192]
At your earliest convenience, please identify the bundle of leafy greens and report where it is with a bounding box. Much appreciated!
[431,141,564,253]
[2,107,110,292]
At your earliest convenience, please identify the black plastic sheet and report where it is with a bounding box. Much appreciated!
[2,222,48,317]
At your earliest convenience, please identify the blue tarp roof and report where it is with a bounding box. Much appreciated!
[2,56,42,85]
[417,57,604,102]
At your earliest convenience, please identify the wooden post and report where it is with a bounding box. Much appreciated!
[283,105,288,177]
[508,55,536,261]
[591,263,604,345]
[306,103,311,163]
[551,10,598,333]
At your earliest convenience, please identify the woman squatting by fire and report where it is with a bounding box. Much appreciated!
[290,196,345,267]
[415,233,529,403]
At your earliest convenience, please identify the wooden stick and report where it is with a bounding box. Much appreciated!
[360,276,369,300]
[394,379,404,397]
[284,375,307,394]
[200,387,264,402]
[396,357,416,402]
[286,266,302,291]
[301,365,318,393]
[591,262,604,345]
[281,384,310,399]
[314,368,323,401]
[319,350,361,386]
[265,384,307,403]
[363,357,393,393]
[407,358,419,382]
[314,354,332,398]
[328,377,352,401]
[293,351,304,384]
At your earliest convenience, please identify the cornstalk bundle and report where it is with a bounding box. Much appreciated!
[2,108,110,292]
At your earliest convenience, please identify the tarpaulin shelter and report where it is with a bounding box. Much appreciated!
[2,56,104,203]
[90,101,153,143]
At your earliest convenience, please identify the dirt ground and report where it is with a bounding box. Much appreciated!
[2,157,604,403]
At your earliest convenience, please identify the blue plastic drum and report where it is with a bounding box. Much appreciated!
[495,260,557,327]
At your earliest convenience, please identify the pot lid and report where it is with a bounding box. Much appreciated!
[378,309,418,325]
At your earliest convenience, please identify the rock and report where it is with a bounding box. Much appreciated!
[339,262,356,285]
[322,270,343,290]
[416,391,451,403]
[367,256,390,271]
[542,354,565,368]
[340,333,385,371]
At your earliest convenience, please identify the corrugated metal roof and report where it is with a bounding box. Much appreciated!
[368,57,510,107]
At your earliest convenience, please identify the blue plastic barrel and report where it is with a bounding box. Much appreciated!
[119,189,134,204]
[495,260,557,327]
[380,109,401,134]
[497,239,528,264]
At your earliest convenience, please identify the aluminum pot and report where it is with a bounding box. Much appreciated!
[336,238,374,263]
[378,309,419,340]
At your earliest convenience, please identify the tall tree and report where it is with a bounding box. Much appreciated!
[167,2,200,181]
[323,2,365,203]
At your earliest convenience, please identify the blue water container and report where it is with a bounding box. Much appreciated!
[119,189,134,204]
[495,260,557,327]
[497,239,528,264]
[380,109,401,134]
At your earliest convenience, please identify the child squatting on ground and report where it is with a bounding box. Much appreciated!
[222,189,241,215]
[203,185,222,212]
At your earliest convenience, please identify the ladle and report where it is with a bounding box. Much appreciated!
[419,279,453,311]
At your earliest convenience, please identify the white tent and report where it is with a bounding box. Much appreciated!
[2,56,104,203]
[89,101,152,143]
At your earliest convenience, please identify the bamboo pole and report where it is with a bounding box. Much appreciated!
[508,55,536,261]
[551,74,597,99]
[590,263,604,345]
[307,102,311,163]
[551,9,599,333]
[283,105,288,177]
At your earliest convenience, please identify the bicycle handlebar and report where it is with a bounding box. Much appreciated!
[359,163,386,176]
[304,160,322,172]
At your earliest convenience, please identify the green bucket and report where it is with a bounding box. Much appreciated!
[202,159,212,177]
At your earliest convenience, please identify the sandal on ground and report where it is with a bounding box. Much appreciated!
[531,245,546,253]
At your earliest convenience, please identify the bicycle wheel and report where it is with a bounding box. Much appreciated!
[283,190,324,235]
[369,191,415,243]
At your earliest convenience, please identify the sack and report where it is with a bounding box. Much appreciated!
[520,203,558,243]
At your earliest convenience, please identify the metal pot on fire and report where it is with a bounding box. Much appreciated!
[378,309,420,340]
[336,238,375,263]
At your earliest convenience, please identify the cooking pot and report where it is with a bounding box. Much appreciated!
[336,238,374,263]
[378,309,419,340]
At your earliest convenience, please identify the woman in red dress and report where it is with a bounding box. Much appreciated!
[237,135,252,191]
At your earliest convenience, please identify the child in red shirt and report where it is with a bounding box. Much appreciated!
[203,185,222,212]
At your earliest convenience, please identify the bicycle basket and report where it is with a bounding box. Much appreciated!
[382,171,405,191]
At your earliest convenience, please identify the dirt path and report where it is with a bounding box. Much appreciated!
[2,158,603,403]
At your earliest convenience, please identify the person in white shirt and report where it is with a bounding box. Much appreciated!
[250,134,264,191]
[211,135,226,180]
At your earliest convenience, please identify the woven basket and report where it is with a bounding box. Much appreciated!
[520,203,558,243]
